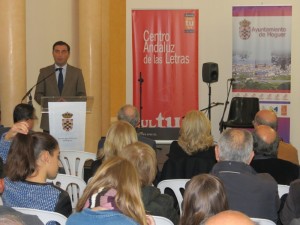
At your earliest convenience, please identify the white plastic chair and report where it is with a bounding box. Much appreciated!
[59,150,96,179]
[251,217,276,225]
[47,173,87,209]
[278,184,290,198]
[157,179,189,215]
[12,207,67,225]
[152,215,174,225]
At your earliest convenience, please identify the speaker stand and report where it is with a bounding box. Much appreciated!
[208,83,212,120]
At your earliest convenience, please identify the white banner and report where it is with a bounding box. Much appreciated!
[49,102,86,151]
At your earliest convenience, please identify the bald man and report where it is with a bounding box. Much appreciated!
[250,125,299,185]
[253,109,299,165]
[203,210,255,225]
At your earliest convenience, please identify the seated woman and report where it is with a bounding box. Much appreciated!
[67,156,152,225]
[91,120,138,175]
[160,110,216,180]
[180,174,229,225]
[120,142,179,224]
[2,132,72,218]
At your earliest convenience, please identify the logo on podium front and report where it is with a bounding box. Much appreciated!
[62,112,73,131]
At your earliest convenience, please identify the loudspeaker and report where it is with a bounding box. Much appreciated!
[202,62,219,83]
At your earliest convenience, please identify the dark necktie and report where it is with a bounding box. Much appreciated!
[58,68,64,95]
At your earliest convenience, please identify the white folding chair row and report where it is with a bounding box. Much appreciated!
[251,217,276,225]
[278,184,290,198]
[12,207,67,225]
[47,173,87,209]
[59,150,96,179]
[152,215,174,225]
[157,179,189,215]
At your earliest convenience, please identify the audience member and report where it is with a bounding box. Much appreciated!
[0,103,36,162]
[180,174,229,225]
[67,157,152,225]
[211,128,280,222]
[202,210,255,225]
[251,125,299,185]
[160,110,216,180]
[253,109,299,165]
[98,104,156,151]
[0,158,43,225]
[280,179,300,225]
[290,218,300,225]
[0,206,43,225]
[2,132,72,218]
[120,142,179,224]
[91,120,138,175]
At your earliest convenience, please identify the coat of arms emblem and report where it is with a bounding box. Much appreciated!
[62,112,73,131]
[239,19,251,40]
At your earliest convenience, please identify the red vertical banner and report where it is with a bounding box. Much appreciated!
[132,10,199,133]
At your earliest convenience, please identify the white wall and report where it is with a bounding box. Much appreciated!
[126,0,300,158]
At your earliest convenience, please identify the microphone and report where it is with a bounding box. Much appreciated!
[212,102,224,106]
[21,68,59,105]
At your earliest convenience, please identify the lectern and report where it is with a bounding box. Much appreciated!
[41,96,93,151]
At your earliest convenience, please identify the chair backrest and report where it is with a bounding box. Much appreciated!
[224,97,259,128]
[278,184,290,198]
[157,179,189,215]
[59,150,96,179]
[152,215,174,225]
[12,207,67,225]
[251,217,276,225]
[47,174,87,209]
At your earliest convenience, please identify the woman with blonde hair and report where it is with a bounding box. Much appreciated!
[67,157,150,225]
[120,142,179,224]
[91,120,138,174]
[160,110,216,180]
[180,174,229,225]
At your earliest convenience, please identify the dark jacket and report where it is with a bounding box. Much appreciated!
[211,161,280,223]
[141,185,179,225]
[280,179,300,225]
[160,141,216,181]
[250,156,299,185]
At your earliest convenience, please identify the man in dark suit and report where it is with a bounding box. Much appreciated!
[34,41,86,132]
[211,128,280,223]
[251,125,299,185]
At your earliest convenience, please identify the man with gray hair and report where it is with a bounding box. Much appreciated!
[117,104,156,149]
[211,128,280,223]
[98,104,156,150]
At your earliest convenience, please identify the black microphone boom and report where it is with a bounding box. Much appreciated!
[21,68,58,104]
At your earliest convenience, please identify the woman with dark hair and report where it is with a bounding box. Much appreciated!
[2,132,72,218]
[180,174,229,225]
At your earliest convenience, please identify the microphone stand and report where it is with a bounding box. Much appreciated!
[138,72,144,128]
[200,102,224,112]
[21,69,58,105]
[219,79,234,133]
